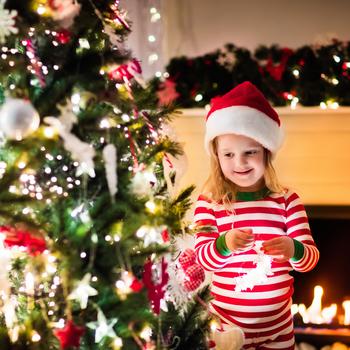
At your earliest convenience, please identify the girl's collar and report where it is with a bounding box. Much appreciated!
[236,186,271,201]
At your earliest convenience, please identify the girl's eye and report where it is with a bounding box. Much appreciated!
[245,150,258,156]
[224,153,233,158]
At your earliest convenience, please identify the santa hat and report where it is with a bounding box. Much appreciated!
[205,81,284,154]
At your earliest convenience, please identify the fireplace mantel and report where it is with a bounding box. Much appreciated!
[171,107,350,207]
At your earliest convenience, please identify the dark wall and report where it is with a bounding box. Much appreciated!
[292,218,350,305]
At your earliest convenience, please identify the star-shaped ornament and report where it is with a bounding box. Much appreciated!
[87,308,118,343]
[54,319,85,349]
[68,273,98,309]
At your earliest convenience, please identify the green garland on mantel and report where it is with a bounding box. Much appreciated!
[151,40,350,109]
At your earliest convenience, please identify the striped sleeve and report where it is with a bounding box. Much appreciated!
[285,191,320,272]
[194,195,232,271]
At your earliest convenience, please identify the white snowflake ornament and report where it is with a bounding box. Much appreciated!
[234,241,273,292]
[0,0,18,43]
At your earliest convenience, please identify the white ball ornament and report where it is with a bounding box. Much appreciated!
[0,99,40,140]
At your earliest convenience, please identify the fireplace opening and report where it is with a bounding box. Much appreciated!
[290,206,350,347]
[292,207,350,307]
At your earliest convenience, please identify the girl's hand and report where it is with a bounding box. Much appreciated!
[262,236,294,262]
[225,228,254,253]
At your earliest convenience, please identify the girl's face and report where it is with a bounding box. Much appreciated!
[216,134,266,192]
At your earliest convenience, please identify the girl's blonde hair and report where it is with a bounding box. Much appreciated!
[202,137,285,208]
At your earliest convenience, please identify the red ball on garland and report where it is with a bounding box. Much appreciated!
[54,320,85,349]
[130,277,143,292]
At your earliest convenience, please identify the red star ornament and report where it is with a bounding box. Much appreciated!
[54,320,85,349]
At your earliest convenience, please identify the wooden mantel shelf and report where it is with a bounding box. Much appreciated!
[170,107,350,208]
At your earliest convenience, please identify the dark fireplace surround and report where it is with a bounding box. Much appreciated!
[292,205,350,346]
[292,206,350,306]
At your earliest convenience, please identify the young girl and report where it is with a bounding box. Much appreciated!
[194,81,319,350]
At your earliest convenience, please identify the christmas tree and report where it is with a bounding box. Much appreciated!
[0,1,211,349]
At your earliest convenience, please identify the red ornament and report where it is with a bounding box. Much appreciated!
[177,248,205,291]
[156,79,179,106]
[108,59,142,82]
[130,277,143,292]
[183,264,205,291]
[178,248,196,271]
[143,258,169,314]
[161,229,170,243]
[0,226,46,256]
[265,47,293,81]
[54,320,85,349]
[56,29,71,44]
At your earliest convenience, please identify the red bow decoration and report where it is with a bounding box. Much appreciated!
[265,48,294,81]
[0,226,46,256]
[143,257,169,314]
[108,59,142,82]
[178,248,205,292]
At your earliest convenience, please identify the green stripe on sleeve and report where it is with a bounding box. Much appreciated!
[291,239,305,261]
[215,232,232,256]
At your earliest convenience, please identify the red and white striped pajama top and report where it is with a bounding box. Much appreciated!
[194,189,319,345]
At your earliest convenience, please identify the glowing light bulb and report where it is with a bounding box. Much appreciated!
[71,93,81,105]
[145,200,156,213]
[140,326,152,341]
[100,118,111,128]
[291,97,299,109]
[210,320,219,331]
[44,127,56,138]
[25,272,35,296]
[195,94,203,102]
[333,55,341,63]
[113,337,123,349]
[18,161,26,169]
[31,331,41,342]
[320,102,327,109]
[148,53,158,64]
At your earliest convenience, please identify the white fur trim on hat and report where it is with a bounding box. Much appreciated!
[205,106,284,154]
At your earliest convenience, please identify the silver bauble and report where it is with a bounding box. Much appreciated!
[0,99,40,140]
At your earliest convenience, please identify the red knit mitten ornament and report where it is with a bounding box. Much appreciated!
[184,263,205,291]
[178,248,196,271]
[178,248,205,292]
